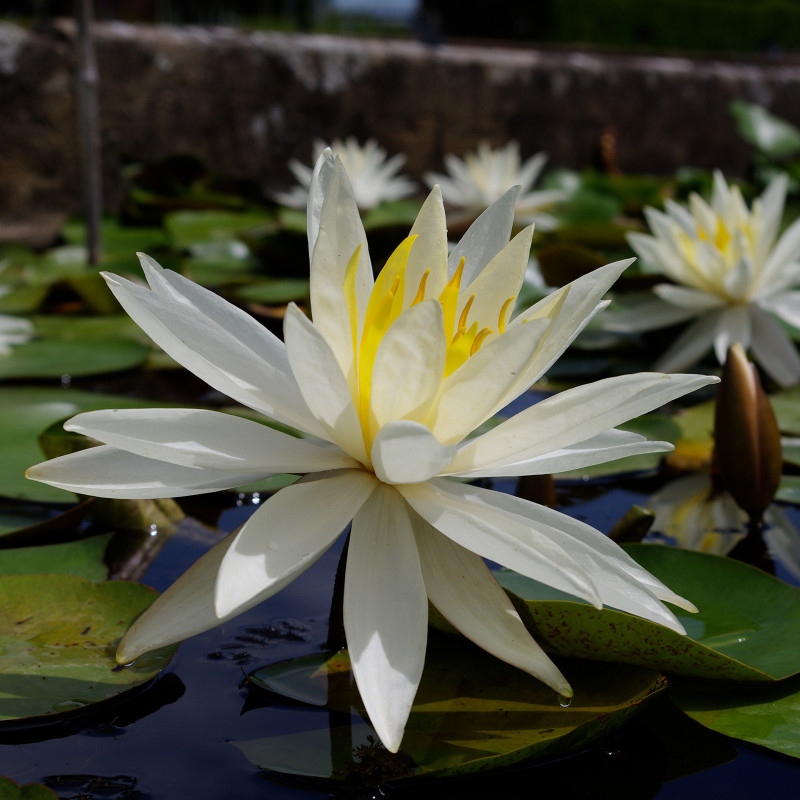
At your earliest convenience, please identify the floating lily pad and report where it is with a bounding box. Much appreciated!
[361,200,421,231]
[232,279,310,305]
[165,210,273,250]
[672,674,800,759]
[772,386,800,435]
[777,475,800,504]
[498,544,800,682]
[666,399,715,470]
[0,534,111,581]
[0,776,58,800]
[239,641,665,782]
[0,500,91,543]
[0,574,175,722]
[730,100,800,159]
[0,339,150,380]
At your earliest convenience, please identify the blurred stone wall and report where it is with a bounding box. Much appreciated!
[4,19,800,238]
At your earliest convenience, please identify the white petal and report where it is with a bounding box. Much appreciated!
[214,470,377,618]
[750,305,800,387]
[455,430,672,477]
[722,256,755,300]
[284,304,367,463]
[103,258,321,436]
[448,186,519,285]
[601,295,698,333]
[27,445,268,498]
[448,372,717,476]
[369,300,446,428]
[404,186,448,303]
[412,516,571,696]
[399,478,601,605]
[65,408,358,472]
[713,306,752,365]
[425,317,551,444]
[371,421,456,484]
[440,481,692,629]
[764,216,800,281]
[652,284,726,311]
[762,290,800,329]
[345,486,427,753]
[307,148,335,261]
[654,312,721,372]
[118,528,241,661]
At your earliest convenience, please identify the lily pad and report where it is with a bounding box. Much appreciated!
[772,386,800,435]
[666,398,715,470]
[777,475,800,504]
[165,210,273,250]
[0,534,111,581]
[240,641,665,782]
[232,279,310,305]
[0,776,58,800]
[0,574,175,722]
[672,674,800,759]
[498,544,800,682]
[0,339,150,380]
[730,100,800,159]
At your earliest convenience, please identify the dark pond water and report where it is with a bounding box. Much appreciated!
[0,479,799,799]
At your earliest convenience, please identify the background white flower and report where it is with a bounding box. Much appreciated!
[28,152,715,753]
[424,141,569,230]
[273,136,416,211]
[614,172,800,386]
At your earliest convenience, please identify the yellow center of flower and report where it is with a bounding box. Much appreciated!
[345,236,514,450]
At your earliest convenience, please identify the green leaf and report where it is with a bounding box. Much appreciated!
[240,641,665,781]
[61,218,168,258]
[499,544,800,682]
[0,339,150,380]
[730,100,800,159]
[0,574,175,722]
[361,200,422,231]
[0,776,58,800]
[232,279,310,305]
[673,674,800,759]
[668,398,715,470]
[772,385,800,435]
[0,287,49,314]
[0,534,111,581]
[165,210,273,250]
[777,475,800,504]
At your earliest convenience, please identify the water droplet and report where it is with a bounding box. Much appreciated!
[558,694,572,708]
[268,541,279,551]
[251,492,261,505]
[60,373,72,388]
[52,698,90,712]
[149,523,158,536]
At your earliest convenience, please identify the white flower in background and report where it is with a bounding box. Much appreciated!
[424,141,568,231]
[28,152,716,753]
[615,172,800,386]
[273,137,416,211]
[647,472,800,582]
[0,313,31,355]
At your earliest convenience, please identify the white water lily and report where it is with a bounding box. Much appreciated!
[273,137,415,211]
[0,313,31,355]
[616,172,800,386]
[424,141,568,231]
[28,152,716,753]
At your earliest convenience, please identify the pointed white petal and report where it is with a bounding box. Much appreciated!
[601,295,698,333]
[750,305,800,387]
[65,408,358,472]
[399,478,601,605]
[764,216,800,280]
[27,445,268,498]
[103,258,321,436]
[214,470,377,618]
[371,421,456,484]
[405,186,448,302]
[284,304,367,463]
[369,300,446,428]
[653,284,726,311]
[412,516,571,696]
[448,187,520,285]
[713,305,752,365]
[438,481,692,629]
[653,312,721,372]
[425,317,551,444]
[762,290,800,329]
[449,372,717,475]
[307,148,335,261]
[345,486,427,753]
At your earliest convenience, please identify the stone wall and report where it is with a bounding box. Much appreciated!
[4,19,800,239]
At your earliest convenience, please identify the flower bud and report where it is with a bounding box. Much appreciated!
[713,343,782,520]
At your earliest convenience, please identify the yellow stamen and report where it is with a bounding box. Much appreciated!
[458,294,475,334]
[439,258,465,341]
[497,296,514,334]
[445,321,478,376]
[470,327,492,356]
[411,269,430,306]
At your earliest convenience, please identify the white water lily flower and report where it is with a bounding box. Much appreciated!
[616,172,800,387]
[648,472,800,582]
[424,141,568,231]
[28,151,717,754]
[273,137,416,211]
[0,313,31,355]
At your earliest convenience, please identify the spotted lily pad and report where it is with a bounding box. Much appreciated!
[499,544,800,682]
[672,674,800,759]
[238,640,665,782]
[0,574,175,722]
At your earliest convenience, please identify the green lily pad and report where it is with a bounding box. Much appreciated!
[0,534,111,581]
[361,200,422,231]
[777,475,800,504]
[61,219,168,259]
[0,501,89,542]
[0,387,175,503]
[0,574,175,722]
[0,286,49,314]
[165,210,273,250]
[0,339,150,380]
[499,544,800,682]
[672,674,800,759]
[667,398,715,470]
[0,776,58,800]
[772,386,800,435]
[31,314,147,344]
[232,279,310,305]
[730,100,800,159]
[240,641,665,782]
